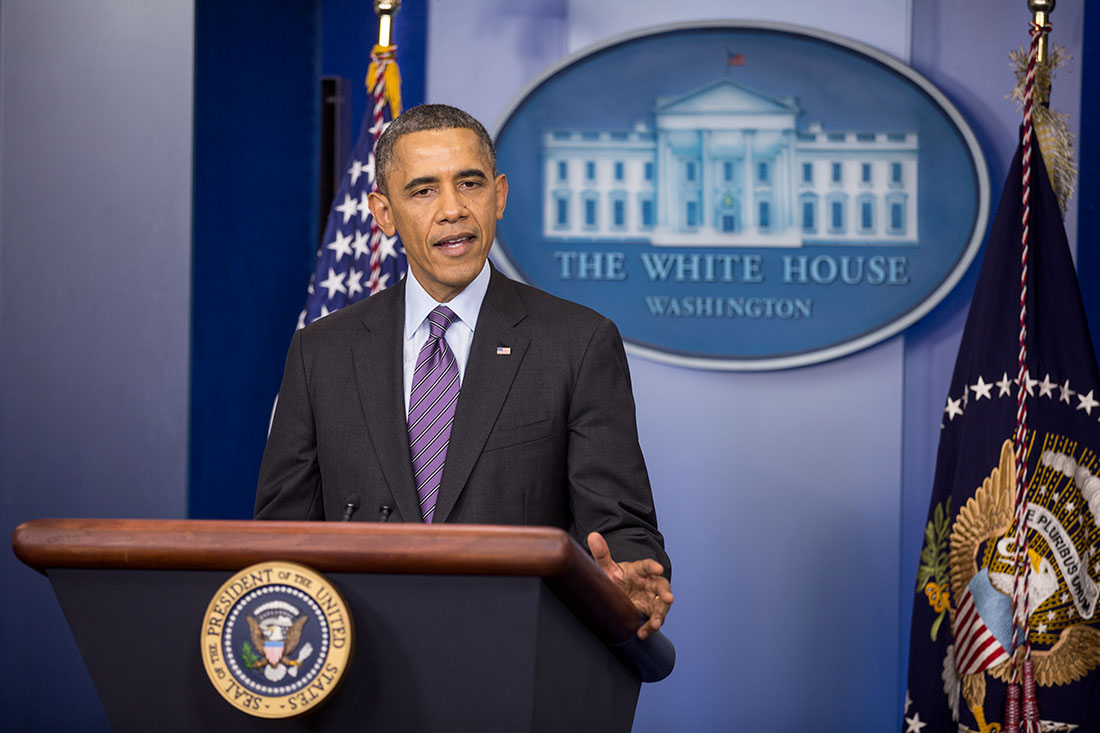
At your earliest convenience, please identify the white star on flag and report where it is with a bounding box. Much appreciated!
[996,371,1013,397]
[352,230,371,259]
[335,193,358,224]
[361,156,375,185]
[319,268,347,299]
[970,376,994,400]
[944,396,963,420]
[1038,373,1056,397]
[346,267,364,297]
[347,158,365,186]
[326,230,353,262]
[1077,389,1099,415]
[357,191,371,222]
[1060,379,1076,404]
[376,232,400,263]
[904,712,927,733]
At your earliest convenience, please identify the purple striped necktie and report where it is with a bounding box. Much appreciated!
[408,305,461,523]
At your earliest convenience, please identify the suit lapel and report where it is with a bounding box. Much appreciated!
[432,271,530,523]
[351,280,422,524]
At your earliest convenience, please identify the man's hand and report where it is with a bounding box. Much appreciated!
[587,532,674,640]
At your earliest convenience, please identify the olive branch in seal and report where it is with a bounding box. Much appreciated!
[241,640,264,669]
[915,497,952,641]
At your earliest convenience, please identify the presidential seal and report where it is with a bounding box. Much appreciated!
[919,438,1100,732]
[200,561,353,718]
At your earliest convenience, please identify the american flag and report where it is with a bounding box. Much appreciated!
[298,45,406,329]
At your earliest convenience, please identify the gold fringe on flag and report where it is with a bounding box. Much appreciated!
[367,44,402,119]
[1008,43,1076,217]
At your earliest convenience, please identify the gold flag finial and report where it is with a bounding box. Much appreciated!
[1028,0,1055,64]
[368,1,403,118]
[374,0,401,48]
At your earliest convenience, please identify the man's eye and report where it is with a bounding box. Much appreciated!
[412,188,433,197]
[459,180,482,190]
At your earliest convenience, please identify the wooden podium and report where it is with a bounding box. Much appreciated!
[12,519,674,732]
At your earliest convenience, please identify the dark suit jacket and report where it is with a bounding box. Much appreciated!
[255,268,669,573]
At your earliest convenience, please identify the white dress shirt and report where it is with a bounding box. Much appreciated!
[402,261,491,416]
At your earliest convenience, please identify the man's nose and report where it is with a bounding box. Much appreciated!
[437,185,466,221]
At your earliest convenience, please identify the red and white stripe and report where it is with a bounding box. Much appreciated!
[953,587,1011,675]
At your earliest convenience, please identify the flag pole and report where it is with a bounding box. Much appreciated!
[1005,4,1055,732]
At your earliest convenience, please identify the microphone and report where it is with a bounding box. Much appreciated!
[342,496,360,522]
[378,505,394,522]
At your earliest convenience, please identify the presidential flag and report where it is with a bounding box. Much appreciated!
[298,45,406,329]
[902,135,1100,731]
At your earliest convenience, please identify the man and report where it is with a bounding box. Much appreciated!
[255,104,672,639]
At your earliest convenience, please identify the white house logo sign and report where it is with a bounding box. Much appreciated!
[491,22,989,370]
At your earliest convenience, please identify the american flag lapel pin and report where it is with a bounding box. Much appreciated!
[496,346,511,356]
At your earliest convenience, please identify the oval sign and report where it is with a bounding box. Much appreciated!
[491,22,989,370]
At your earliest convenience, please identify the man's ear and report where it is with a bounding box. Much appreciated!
[494,173,508,220]
[367,191,397,236]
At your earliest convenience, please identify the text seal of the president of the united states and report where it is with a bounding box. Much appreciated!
[200,561,353,718]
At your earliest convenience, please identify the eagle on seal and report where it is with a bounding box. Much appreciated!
[948,439,1100,733]
[246,615,309,682]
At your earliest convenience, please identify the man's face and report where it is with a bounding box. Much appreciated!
[368,128,507,303]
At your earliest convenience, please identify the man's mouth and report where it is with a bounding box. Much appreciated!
[434,234,474,251]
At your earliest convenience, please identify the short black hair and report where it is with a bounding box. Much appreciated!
[373,104,497,196]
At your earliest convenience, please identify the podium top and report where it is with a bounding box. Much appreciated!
[13,518,637,642]
[14,518,675,682]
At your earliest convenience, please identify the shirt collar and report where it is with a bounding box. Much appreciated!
[404,260,491,339]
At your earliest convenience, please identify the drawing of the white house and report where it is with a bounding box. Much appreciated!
[541,79,918,247]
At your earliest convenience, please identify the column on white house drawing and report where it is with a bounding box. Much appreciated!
[657,127,673,234]
[743,130,756,235]
[700,129,712,231]
[783,129,797,232]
